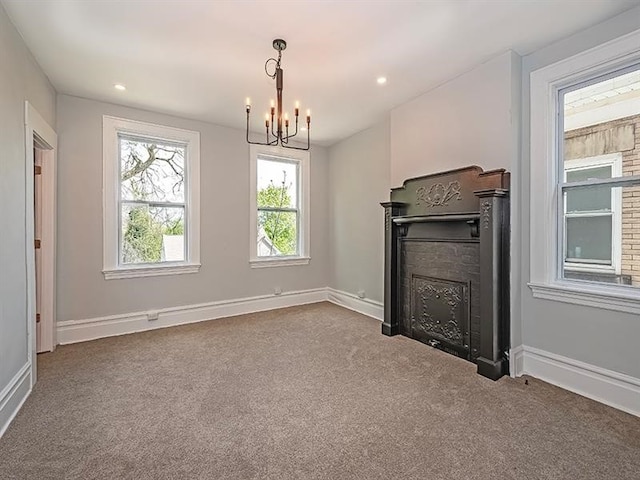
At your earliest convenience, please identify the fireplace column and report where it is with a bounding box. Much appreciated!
[380,202,405,336]
[474,189,509,380]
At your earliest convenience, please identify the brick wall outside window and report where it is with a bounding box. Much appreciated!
[565,114,640,285]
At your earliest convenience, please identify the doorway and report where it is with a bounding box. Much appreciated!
[25,102,57,383]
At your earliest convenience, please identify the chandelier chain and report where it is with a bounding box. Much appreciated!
[264,49,282,80]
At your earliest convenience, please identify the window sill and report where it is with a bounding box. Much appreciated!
[250,257,310,269]
[103,263,201,280]
[528,281,640,315]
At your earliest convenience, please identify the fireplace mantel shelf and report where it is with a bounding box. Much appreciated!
[393,213,480,224]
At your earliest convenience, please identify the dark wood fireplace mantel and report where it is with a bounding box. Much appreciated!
[381,166,510,380]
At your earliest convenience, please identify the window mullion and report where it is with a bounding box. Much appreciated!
[121,199,186,209]
[565,212,613,218]
[561,175,640,190]
[257,206,298,213]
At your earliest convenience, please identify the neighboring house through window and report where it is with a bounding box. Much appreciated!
[563,154,622,280]
[103,116,200,279]
[249,145,310,267]
[529,29,640,313]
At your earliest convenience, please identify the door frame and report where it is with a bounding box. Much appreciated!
[25,101,57,384]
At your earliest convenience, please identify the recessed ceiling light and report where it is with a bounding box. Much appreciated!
[376,76,387,85]
[114,84,126,91]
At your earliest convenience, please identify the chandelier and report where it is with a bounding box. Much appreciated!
[245,39,311,150]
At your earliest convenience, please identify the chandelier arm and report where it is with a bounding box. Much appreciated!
[280,126,310,151]
[282,113,306,143]
[246,110,270,146]
[246,110,251,144]
[280,142,310,152]
[285,116,299,140]
[247,139,272,146]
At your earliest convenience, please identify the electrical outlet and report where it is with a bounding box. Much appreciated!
[357,289,366,299]
[274,286,282,296]
[147,310,159,321]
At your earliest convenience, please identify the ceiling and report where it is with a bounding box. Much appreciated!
[3,0,639,146]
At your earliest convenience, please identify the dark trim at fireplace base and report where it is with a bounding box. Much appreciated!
[476,356,508,381]
[381,323,399,336]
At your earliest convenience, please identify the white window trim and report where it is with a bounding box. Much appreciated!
[103,116,200,280]
[529,29,640,314]
[249,144,310,268]
[563,153,622,275]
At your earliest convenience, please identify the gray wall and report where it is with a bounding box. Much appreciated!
[56,95,330,321]
[328,119,390,303]
[390,51,520,187]
[327,52,520,307]
[0,4,55,392]
[517,8,640,378]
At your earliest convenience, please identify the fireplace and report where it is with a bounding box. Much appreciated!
[381,166,510,380]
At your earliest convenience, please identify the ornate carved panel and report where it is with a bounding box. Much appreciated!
[411,275,469,347]
[390,166,509,217]
[481,201,492,230]
[416,181,462,207]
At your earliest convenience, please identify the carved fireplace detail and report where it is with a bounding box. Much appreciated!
[381,166,510,380]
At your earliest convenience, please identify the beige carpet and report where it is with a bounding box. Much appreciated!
[0,302,638,479]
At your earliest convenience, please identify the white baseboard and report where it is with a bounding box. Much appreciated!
[57,288,328,345]
[510,345,525,378]
[512,345,640,417]
[326,288,384,321]
[0,363,32,438]
[57,287,384,345]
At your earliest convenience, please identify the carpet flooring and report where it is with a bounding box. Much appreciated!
[0,302,639,479]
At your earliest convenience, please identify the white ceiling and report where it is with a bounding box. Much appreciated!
[3,0,639,146]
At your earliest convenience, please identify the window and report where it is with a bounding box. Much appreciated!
[529,30,640,313]
[103,116,200,279]
[249,145,310,267]
[563,154,622,277]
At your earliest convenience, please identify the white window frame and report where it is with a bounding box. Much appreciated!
[563,153,622,275]
[529,29,640,314]
[249,144,310,268]
[103,116,200,279]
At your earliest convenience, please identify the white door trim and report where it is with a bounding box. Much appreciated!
[25,102,57,384]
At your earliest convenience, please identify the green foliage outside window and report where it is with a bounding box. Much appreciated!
[122,206,185,264]
[257,178,297,256]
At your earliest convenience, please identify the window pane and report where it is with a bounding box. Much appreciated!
[257,158,298,208]
[257,210,298,256]
[561,185,640,287]
[566,166,611,183]
[120,136,185,203]
[566,183,611,213]
[566,215,612,263]
[121,204,185,264]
